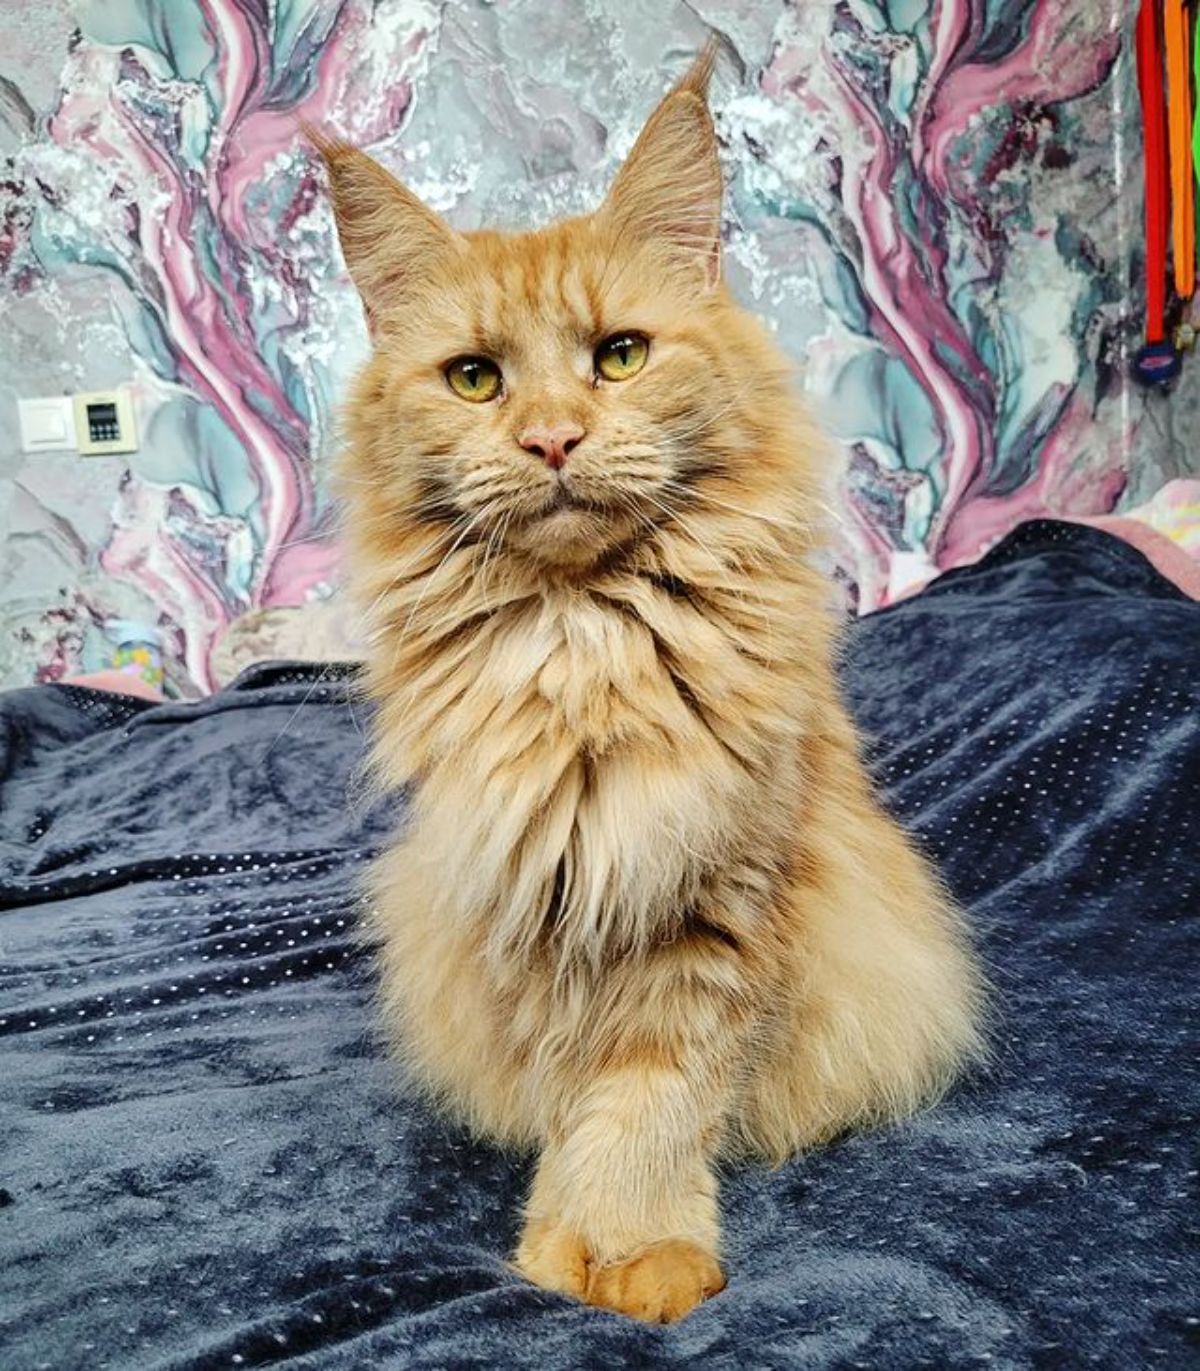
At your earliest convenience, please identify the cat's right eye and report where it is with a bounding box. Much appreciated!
[595,332,649,382]
[445,356,503,403]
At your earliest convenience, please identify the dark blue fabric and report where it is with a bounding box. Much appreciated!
[1,521,1196,1370]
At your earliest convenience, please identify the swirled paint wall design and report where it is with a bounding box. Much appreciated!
[0,1,1194,692]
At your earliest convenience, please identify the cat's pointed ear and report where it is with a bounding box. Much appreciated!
[600,41,723,289]
[304,124,460,327]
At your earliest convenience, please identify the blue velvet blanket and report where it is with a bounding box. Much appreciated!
[2,521,1197,1370]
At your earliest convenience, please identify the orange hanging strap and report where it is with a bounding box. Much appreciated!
[1166,0,1195,297]
[1135,0,1180,383]
[1137,0,1169,342]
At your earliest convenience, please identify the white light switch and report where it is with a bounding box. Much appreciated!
[18,396,78,453]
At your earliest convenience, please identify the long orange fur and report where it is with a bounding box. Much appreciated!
[312,45,986,1323]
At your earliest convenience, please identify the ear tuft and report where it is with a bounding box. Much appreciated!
[674,36,720,99]
[299,118,345,163]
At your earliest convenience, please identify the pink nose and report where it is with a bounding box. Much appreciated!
[517,421,585,470]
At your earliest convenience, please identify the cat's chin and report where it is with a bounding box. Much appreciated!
[506,501,634,571]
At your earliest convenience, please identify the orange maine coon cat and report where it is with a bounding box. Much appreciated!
[312,45,985,1324]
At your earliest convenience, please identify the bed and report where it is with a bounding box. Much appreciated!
[2,520,1197,1369]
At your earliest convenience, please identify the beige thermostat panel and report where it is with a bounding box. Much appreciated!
[74,389,138,456]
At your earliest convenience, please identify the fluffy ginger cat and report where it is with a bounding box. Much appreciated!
[311,44,985,1324]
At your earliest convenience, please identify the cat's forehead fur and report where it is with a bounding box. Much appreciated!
[392,218,697,366]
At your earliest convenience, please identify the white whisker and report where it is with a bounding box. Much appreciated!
[661,479,818,537]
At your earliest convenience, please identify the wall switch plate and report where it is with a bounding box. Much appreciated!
[74,388,138,456]
[18,395,78,453]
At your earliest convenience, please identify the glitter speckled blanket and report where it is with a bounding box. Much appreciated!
[1,522,1197,1370]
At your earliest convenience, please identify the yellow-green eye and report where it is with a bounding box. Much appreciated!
[445,356,502,402]
[595,332,649,382]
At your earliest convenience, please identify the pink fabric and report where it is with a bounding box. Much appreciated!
[61,669,164,702]
[1069,515,1200,600]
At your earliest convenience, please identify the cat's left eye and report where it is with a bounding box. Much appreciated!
[445,356,503,403]
[595,332,649,382]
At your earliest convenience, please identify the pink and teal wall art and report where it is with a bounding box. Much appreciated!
[1,1,1195,693]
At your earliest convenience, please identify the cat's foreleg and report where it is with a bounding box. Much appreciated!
[514,931,750,1322]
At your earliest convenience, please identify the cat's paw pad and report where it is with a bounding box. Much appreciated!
[585,1238,725,1323]
[514,1216,591,1299]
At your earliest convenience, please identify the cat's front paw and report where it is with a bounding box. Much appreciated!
[514,1216,591,1299]
[586,1238,725,1323]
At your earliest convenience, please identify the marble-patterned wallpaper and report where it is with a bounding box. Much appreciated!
[0,0,1193,693]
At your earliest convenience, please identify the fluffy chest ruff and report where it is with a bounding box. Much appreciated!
[372,573,810,975]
